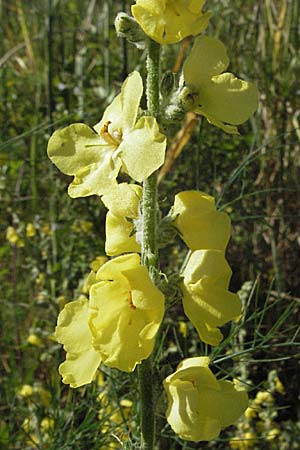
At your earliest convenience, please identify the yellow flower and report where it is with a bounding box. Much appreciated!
[55,297,102,388]
[163,357,248,441]
[274,375,285,394]
[26,223,36,237]
[171,191,231,251]
[33,386,51,407]
[6,226,24,247]
[267,428,280,440]
[56,254,164,383]
[182,250,242,345]
[131,0,212,45]
[71,220,93,233]
[102,183,142,256]
[230,432,257,449]
[27,334,42,347]
[178,321,187,338]
[183,36,258,134]
[47,71,166,198]
[253,391,274,405]
[41,223,52,235]
[89,253,165,372]
[40,417,54,433]
[18,384,33,397]
[244,406,257,420]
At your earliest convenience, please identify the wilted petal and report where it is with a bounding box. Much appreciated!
[120,116,166,182]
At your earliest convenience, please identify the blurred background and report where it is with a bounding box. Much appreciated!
[0,0,299,448]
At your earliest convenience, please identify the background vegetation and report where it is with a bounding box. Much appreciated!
[1,0,299,448]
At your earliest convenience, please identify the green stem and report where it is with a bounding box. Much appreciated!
[138,39,160,450]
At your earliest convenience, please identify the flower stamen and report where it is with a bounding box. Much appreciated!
[100,120,121,146]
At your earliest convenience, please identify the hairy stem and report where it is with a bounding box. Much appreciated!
[138,39,160,450]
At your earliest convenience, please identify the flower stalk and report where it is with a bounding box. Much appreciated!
[138,39,160,450]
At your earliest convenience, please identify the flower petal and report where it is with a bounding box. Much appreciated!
[55,297,102,387]
[102,183,142,218]
[172,191,231,252]
[132,0,211,45]
[96,253,140,281]
[105,211,140,256]
[47,124,103,176]
[196,74,259,126]
[183,36,229,88]
[120,71,143,131]
[120,116,166,182]
[58,347,102,388]
[182,250,232,287]
[182,250,242,346]
[68,158,121,198]
[55,297,92,353]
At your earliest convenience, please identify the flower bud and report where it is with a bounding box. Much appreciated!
[114,12,147,49]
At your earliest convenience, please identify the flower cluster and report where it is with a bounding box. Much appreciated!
[49,71,166,385]
[47,1,259,444]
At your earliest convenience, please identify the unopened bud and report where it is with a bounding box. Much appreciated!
[114,12,147,49]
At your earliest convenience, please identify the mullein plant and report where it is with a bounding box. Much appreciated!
[47,1,258,447]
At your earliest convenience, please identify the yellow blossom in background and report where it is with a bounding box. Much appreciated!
[41,223,52,235]
[183,36,258,134]
[89,253,165,372]
[178,321,187,338]
[40,417,54,433]
[229,432,257,449]
[18,384,33,397]
[33,386,51,407]
[253,391,274,405]
[55,297,102,388]
[182,250,242,345]
[171,191,231,251]
[102,183,142,256]
[26,223,36,237]
[27,334,42,347]
[132,0,212,44]
[47,71,166,198]
[267,428,280,440]
[71,220,93,233]
[244,406,257,420]
[274,375,285,394]
[6,226,24,247]
[163,357,248,441]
